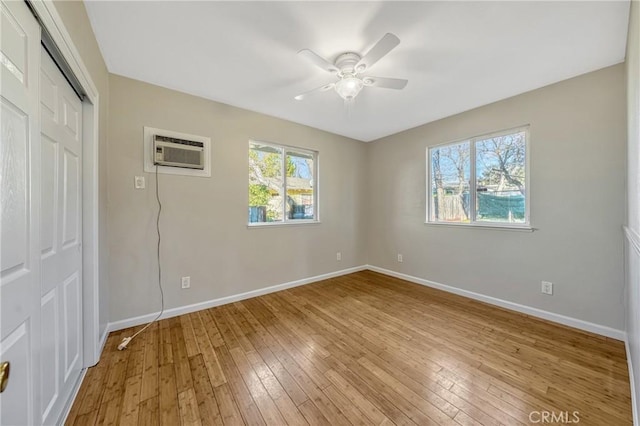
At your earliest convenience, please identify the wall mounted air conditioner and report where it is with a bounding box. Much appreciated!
[144,126,211,177]
[153,135,205,170]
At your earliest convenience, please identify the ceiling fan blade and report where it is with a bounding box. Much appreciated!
[363,76,408,90]
[354,33,400,73]
[298,49,339,74]
[294,83,335,101]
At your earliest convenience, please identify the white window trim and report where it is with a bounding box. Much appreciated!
[426,125,531,229]
[423,222,535,232]
[248,139,319,226]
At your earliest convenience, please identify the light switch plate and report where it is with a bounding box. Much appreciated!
[181,276,190,289]
[134,176,145,189]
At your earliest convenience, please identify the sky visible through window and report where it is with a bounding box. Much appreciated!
[430,130,527,224]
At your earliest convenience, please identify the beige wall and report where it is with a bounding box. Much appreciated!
[107,74,368,322]
[52,0,629,334]
[53,0,110,337]
[367,65,627,330]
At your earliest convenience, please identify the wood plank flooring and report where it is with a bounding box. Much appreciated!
[65,271,632,425]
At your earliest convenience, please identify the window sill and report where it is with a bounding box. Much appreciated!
[247,220,321,229]
[424,222,535,232]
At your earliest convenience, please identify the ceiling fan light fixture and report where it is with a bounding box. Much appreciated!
[295,33,406,103]
[335,76,364,100]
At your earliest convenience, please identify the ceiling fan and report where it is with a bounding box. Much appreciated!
[294,33,408,102]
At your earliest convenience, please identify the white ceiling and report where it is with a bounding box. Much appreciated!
[85,1,630,142]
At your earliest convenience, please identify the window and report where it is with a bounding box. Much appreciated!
[248,141,318,224]
[427,127,529,227]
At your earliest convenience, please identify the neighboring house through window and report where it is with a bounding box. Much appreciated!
[248,141,318,225]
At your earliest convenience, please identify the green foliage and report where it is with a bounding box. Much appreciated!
[249,150,295,177]
[263,153,280,178]
[286,156,296,177]
[248,146,302,222]
[266,209,278,221]
[248,184,270,206]
[249,149,296,181]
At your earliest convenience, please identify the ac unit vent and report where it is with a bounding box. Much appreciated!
[153,135,205,170]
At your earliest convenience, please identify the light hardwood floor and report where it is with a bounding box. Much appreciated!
[65,271,632,425]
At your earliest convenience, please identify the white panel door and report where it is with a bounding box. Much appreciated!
[0,1,41,425]
[39,47,83,425]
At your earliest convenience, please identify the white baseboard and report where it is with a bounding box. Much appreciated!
[97,328,109,356]
[625,334,639,426]
[366,265,625,340]
[107,265,367,333]
[108,263,624,339]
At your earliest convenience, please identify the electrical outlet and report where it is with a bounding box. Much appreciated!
[181,276,191,289]
[336,252,342,261]
[541,281,553,295]
[397,254,403,263]
[134,176,145,189]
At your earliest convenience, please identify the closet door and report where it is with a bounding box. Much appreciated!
[39,46,83,425]
[0,0,42,425]
[1,1,85,424]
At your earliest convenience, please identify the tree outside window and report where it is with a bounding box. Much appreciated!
[428,127,528,227]
[249,142,317,224]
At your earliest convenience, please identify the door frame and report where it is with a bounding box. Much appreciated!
[28,0,103,367]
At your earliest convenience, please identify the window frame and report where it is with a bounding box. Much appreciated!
[248,139,319,227]
[426,125,531,230]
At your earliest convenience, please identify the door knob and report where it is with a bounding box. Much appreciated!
[0,361,9,393]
